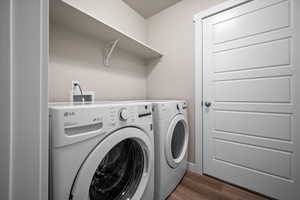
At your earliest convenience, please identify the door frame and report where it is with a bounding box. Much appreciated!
[0,0,49,199]
[193,0,252,174]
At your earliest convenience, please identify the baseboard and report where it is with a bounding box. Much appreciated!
[187,162,202,174]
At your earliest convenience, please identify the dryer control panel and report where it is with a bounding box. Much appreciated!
[152,101,188,120]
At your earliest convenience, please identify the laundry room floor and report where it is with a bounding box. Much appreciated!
[167,172,271,200]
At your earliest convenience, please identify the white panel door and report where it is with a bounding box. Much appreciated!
[203,0,299,199]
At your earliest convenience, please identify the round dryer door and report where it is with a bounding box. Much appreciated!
[70,127,153,200]
[165,114,189,168]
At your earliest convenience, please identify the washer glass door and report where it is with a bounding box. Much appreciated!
[70,127,153,200]
[165,114,189,168]
[89,139,144,200]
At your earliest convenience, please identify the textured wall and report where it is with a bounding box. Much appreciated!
[49,24,147,102]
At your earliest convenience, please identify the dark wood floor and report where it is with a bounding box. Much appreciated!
[167,172,271,200]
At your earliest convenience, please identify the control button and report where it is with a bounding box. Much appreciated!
[119,108,129,121]
[177,104,180,111]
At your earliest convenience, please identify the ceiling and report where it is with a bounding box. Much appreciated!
[122,0,182,18]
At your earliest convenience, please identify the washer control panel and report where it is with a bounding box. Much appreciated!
[138,104,152,118]
[49,102,153,148]
[107,103,152,127]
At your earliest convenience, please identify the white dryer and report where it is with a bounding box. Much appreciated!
[49,102,154,200]
[151,100,189,200]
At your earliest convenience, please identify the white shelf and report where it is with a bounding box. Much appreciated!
[50,0,163,61]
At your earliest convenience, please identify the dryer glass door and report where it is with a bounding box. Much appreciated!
[70,127,153,200]
[165,114,189,168]
[171,121,186,159]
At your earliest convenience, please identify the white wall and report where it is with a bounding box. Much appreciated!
[49,24,147,102]
[64,0,147,43]
[0,1,11,199]
[146,0,225,162]
[49,0,149,102]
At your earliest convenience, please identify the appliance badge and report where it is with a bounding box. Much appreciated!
[64,111,75,117]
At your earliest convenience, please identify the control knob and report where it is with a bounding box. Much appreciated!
[176,104,182,111]
[119,109,129,121]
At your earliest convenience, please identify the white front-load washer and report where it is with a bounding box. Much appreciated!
[151,100,189,200]
[49,102,154,200]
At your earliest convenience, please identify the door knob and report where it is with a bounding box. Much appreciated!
[204,102,211,107]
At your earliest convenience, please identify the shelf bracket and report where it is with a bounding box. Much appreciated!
[103,40,119,67]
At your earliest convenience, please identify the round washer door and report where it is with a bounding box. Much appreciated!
[70,127,153,200]
[165,114,189,168]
